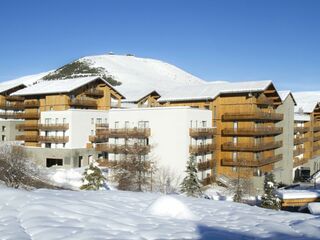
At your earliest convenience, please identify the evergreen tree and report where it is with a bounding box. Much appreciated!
[180,155,202,197]
[261,173,281,210]
[80,162,106,190]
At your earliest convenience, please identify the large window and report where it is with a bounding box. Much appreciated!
[46,158,63,167]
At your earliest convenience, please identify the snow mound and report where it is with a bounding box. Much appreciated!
[44,167,84,189]
[308,203,320,215]
[147,195,196,220]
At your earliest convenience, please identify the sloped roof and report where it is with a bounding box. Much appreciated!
[278,90,297,105]
[0,82,26,94]
[294,113,310,122]
[292,92,320,113]
[158,80,273,102]
[12,76,125,98]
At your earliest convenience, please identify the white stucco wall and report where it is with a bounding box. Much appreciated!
[108,107,212,179]
[40,109,109,149]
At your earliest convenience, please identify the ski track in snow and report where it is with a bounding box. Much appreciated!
[0,188,320,240]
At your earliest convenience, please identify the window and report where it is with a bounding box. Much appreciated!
[233,121,238,129]
[55,118,59,124]
[2,126,5,132]
[63,118,66,124]
[63,143,66,148]
[91,130,94,135]
[96,118,102,124]
[202,121,207,128]
[190,120,193,128]
[45,143,51,148]
[45,118,51,124]
[114,121,119,128]
[125,121,130,128]
[46,158,63,167]
[1,135,6,141]
[91,118,94,124]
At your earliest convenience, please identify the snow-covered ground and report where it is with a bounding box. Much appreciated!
[0,187,319,240]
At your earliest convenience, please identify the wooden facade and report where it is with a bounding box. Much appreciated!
[14,77,124,147]
[160,83,284,183]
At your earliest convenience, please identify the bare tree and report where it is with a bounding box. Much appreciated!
[108,140,156,192]
[153,166,181,194]
[0,143,38,188]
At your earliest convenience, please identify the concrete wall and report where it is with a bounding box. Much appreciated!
[25,147,98,168]
[275,95,295,184]
[108,107,213,180]
[0,119,23,142]
[40,109,109,149]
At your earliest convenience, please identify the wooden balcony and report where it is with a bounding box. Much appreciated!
[69,98,97,108]
[189,128,216,138]
[39,124,69,131]
[294,127,310,134]
[24,100,40,108]
[39,136,69,143]
[96,128,151,139]
[85,89,104,98]
[221,154,282,167]
[294,137,309,145]
[95,143,151,154]
[222,127,282,136]
[222,111,283,122]
[293,147,305,157]
[198,159,215,171]
[89,135,109,143]
[6,96,24,101]
[15,135,39,142]
[18,112,40,119]
[293,157,309,168]
[313,136,320,142]
[0,112,22,119]
[189,143,215,155]
[0,102,24,111]
[255,97,274,106]
[313,125,320,132]
[313,144,320,152]
[16,123,39,130]
[221,141,282,152]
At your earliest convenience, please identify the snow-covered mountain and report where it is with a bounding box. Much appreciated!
[1,54,206,100]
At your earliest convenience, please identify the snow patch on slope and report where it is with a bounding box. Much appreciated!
[80,54,205,101]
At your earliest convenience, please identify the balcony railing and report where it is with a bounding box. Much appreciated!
[24,100,40,108]
[313,136,320,142]
[221,141,282,152]
[189,144,215,155]
[16,123,39,130]
[0,102,24,111]
[294,137,309,145]
[89,135,109,143]
[39,124,69,131]
[95,143,151,154]
[0,112,22,119]
[313,125,320,132]
[221,154,283,167]
[96,128,151,139]
[96,123,109,129]
[69,98,97,108]
[189,128,217,138]
[293,147,305,157]
[293,157,309,168]
[38,136,69,143]
[85,89,104,97]
[294,127,310,134]
[222,111,283,121]
[18,112,40,119]
[6,96,24,102]
[198,159,215,171]
[222,127,283,136]
[15,135,39,142]
[313,144,320,152]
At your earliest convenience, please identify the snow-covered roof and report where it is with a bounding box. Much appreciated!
[277,189,320,200]
[12,76,125,98]
[158,80,274,102]
[292,92,320,113]
[0,82,26,94]
[294,113,311,122]
[278,90,297,105]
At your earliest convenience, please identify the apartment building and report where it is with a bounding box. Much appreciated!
[88,107,213,180]
[0,83,26,141]
[292,92,320,179]
[12,76,124,147]
[158,81,287,188]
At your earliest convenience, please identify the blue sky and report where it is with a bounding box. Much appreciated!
[0,0,319,91]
